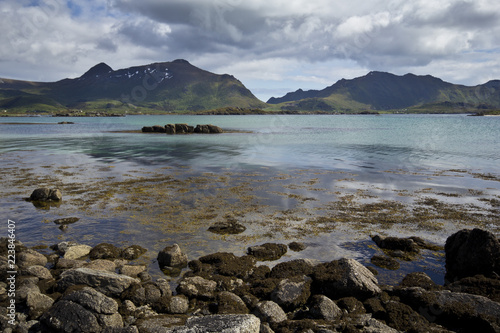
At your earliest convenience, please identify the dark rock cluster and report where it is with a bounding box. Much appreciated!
[141,124,223,134]
[1,228,499,332]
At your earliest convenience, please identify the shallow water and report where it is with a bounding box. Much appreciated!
[1,114,499,284]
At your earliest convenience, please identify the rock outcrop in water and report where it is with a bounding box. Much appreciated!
[1,229,499,332]
[141,124,223,134]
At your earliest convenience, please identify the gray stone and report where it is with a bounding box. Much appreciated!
[312,258,381,300]
[57,267,140,297]
[177,276,217,299]
[25,265,52,280]
[155,278,173,297]
[253,301,287,324]
[30,188,62,201]
[26,291,54,319]
[63,287,119,314]
[168,296,189,314]
[17,249,47,268]
[55,257,85,269]
[309,295,342,321]
[136,315,187,333]
[84,259,117,272]
[120,265,147,277]
[96,312,124,329]
[165,314,260,333]
[270,276,311,311]
[122,283,162,306]
[64,244,93,260]
[121,245,147,260]
[158,244,188,268]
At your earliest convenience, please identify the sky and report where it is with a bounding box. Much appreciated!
[1,0,500,102]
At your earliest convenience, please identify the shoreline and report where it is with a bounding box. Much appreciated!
[1,228,499,332]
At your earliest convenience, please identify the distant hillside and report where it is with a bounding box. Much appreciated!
[0,59,266,113]
[268,71,500,113]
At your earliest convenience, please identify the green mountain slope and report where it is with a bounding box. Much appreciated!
[0,59,266,113]
[268,72,500,113]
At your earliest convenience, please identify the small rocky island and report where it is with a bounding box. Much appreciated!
[141,124,223,134]
[1,228,499,332]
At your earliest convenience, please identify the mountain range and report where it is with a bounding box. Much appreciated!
[1,60,499,114]
[0,59,266,114]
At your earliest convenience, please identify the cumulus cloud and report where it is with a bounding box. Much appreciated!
[1,0,500,100]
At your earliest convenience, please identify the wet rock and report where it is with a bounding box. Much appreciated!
[309,295,342,321]
[64,244,92,260]
[207,124,223,133]
[90,243,121,260]
[155,278,173,298]
[382,300,430,332]
[250,278,281,300]
[312,258,381,300]
[169,314,260,333]
[57,267,140,297]
[121,245,147,260]
[253,301,287,324]
[29,188,62,201]
[53,217,79,225]
[269,259,315,279]
[371,235,419,253]
[370,255,400,270]
[157,244,188,268]
[208,221,246,235]
[176,276,217,299]
[142,126,154,133]
[17,249,47,268]
[25,265,52,280]
[210,275,246,293]
[445,228,500,282]
[270,276,311,311]
[216,291,249,314]
[399,272,441,290]
[26,291,54,319]
[288,242,307,252]
[197,252,256,279]
[175,123,194,134]
[165,124,176,134]
[247,243,287,261]
[122,283,162,306]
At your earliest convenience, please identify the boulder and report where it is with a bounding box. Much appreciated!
[154,295,189,314]
[83,259,117,272]
[175,124,194,134]
[64,244,92,260]
[89,243,121,260]
[445,228,500,281]
[120,265,147,277]
[207,124,223,133]
[270,276,311,311]
[217,291,249,314]
[63,287,119,314]
[152,125,166,133]
[157,244,188,268]
[247,243,287,261]
[57,268,140,297]
[26,291,54,319]
[208,221,246,235]
[121,245,147,260]
[398,272,441,290]
[165,124,176,134]
[136,315,186,333]
[253,301,287,324]
[184,314,259,333]
[142,126,154,133]
[194,124,211,133]
[309,295,342,321]
[29,188,62,201]
[53,217,79,225]
[17,249,47,268]
[196,252,256,279]
[312,258,381,300]
[25,265,52,280]
[269,259,315,279]
[40,300,101,332]
[176,276,217,299]
[288,242,307,252]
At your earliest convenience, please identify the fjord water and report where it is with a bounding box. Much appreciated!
[1,114,499,283]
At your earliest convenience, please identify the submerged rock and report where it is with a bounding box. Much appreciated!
[208,221,246,234]
[89,243,121,260]
[53,217,79,225]
[29,188,62,201]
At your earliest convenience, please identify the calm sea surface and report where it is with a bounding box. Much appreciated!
[1,114,499,283]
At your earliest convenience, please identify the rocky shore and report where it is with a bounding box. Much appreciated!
[1,228,499,333]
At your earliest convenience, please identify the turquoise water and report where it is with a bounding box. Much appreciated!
[1,114,499,284]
